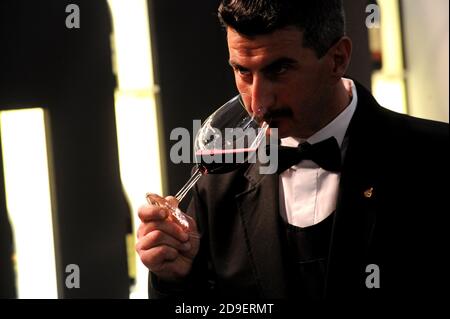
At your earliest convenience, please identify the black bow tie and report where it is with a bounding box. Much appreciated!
[274,137,342,173]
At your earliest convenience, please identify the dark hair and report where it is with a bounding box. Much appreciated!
[218,0,346,57]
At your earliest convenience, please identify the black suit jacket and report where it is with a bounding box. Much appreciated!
[150,82,448,301]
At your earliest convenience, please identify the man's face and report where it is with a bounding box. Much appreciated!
[227,27,336,138]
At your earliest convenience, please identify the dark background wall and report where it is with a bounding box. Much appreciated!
[0,0,130,298]
[344,0,373,89]
[0,137,16,298]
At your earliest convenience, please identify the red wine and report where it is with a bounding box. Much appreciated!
[195,148,257,174]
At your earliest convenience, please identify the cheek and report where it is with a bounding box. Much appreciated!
[292,72,325,102]
[315,60,334,86]
[281,86,317,118]
[235,76,245,92]
[276,81,307,108]
[234,74,244,92]
[235,76,252,93]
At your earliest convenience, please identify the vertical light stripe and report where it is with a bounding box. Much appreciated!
[0,108,57,298]
[107,0,164,299]
[378,0,404,74]
[108,0,154,91]
[371,0,407,114]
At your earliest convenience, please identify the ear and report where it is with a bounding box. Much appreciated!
[329,36,352,81]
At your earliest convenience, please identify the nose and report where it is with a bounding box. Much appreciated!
[249,75,275,118]
[251,76,275,117]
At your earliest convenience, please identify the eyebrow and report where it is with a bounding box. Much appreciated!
[228,57,298,72]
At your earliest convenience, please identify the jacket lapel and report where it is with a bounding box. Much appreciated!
[235,161,290,298]
[325,82,383,297]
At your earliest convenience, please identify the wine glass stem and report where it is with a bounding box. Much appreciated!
[174,167,202,203]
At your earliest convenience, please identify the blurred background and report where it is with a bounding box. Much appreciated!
[0,0,448,298]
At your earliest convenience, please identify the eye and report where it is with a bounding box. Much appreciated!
[274,65,288,74]
[267,64,289,77]
[234,66,251,76]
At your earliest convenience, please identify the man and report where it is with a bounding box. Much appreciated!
[137,0,448,300]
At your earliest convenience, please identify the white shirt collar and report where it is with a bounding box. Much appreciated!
[281,78,358,148]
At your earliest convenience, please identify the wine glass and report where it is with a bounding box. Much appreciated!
[146,94,269,237]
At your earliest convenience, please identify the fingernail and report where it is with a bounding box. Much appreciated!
[181,242,191,251]
[159,210,167,219]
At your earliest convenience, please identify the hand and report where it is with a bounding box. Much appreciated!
[136,196,200,282]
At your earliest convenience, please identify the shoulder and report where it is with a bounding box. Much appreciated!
[379,107,448,143]
[349,81,448,175]
[354,80,448,143]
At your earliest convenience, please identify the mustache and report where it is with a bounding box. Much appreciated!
[262,107,293,122]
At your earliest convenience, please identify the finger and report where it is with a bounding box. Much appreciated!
[139,245,179,272]
[137,220,189,242]
[137,230,192,252]
[138,204,168,223]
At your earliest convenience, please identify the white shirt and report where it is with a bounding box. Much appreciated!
[279,78,358,228]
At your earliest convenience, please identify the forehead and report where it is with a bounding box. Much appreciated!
[227,27,306,67]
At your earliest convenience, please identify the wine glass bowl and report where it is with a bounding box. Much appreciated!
[146,93,269,236]
[194,94,269,174]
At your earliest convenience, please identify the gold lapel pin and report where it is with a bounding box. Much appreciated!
[364,187,374,198]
